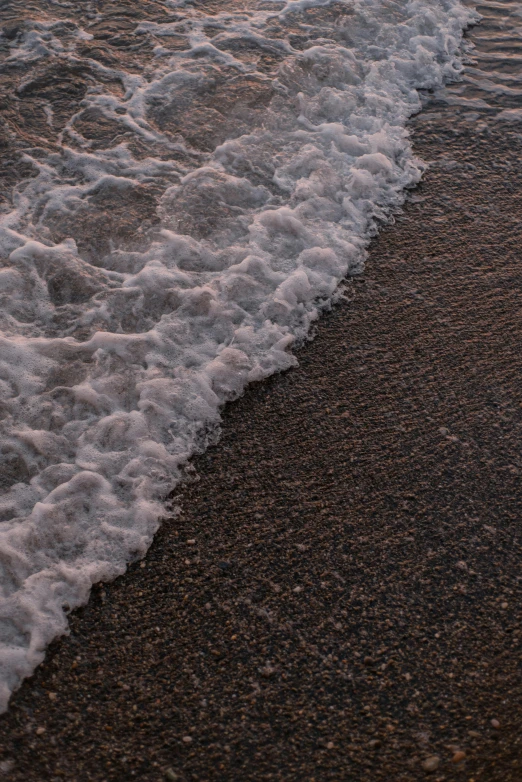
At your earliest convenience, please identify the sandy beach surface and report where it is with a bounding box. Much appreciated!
[1,1,522,779]
[1,95,521,780]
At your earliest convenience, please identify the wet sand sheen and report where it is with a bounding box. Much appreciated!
[1,102,522,780]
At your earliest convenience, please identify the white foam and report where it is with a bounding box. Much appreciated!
[0,0,478,711]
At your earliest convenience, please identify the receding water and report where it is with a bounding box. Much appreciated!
[437,1,522,118]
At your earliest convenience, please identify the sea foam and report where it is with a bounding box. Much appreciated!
[0,0,478,711]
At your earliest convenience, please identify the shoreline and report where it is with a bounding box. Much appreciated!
[0,0,475,710]
[1,104,521,780]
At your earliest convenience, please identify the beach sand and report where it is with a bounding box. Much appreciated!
[0,100,521,780]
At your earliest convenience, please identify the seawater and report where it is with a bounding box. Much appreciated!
[0,0,478,711]
[441,0,522,118]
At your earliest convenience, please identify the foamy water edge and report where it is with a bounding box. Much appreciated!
[0,0,479,711]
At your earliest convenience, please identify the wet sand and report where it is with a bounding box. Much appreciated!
[0,101,521,780]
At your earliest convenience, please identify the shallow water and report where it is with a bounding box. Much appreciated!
[0,0,495,711]
[437,0,522,118]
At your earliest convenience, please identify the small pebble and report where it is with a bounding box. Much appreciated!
[182,735,193,744]
[422,755,440,772]
[490,718,500,729]
[165,770,179,782]
[36,727,46,736]
[187,539,196,545]
[452,750,466,764]
[326,741,335,749]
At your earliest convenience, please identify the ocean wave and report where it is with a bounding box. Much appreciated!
[0,0,478,711]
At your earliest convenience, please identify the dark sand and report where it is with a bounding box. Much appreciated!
[1,104,521,780]
[2,2,522,778]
